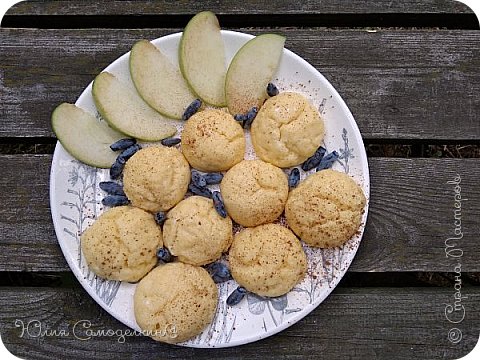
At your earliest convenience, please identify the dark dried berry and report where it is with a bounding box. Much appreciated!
[316,150,339,171]
[243,107,258,128]
[234,114,247,123]
[288,168,300,188]
[182,99,202,121]
[154,212,167,226]
[226,286,247,306]
[212,191,227,218]
[160,137,181,147]
[110,156,126,179]
[99,181,125,196]
[110,138,137,151]
[203,172,223,185]
[156,247,172,263]
[191,170,207,188]
[118,144,141,161]
[102,195,129,207]
[301,146,326,171]
[206,262,232,283]
[188,183,212,198]
[267,82,279,97]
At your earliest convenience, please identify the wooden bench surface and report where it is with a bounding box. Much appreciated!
[1,28,479,140]
[0,1,479,359]
[5,0,475,15]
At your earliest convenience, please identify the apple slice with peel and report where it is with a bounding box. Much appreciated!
[179,11,226,106]
[130,40,196,119]
[225,34,285,115]
[51,103,126,168]
[92,72,177,141]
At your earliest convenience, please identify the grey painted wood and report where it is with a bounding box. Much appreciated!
[5,0,474,16]
[1,28,479,140]
[0,286,478,359]
[1,154,479,272]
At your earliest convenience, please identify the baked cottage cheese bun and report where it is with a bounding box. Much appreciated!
[229,223,307,297]
[285,169,366,248]
[181,109,245,172]
[123,146,190,212]
[134,262,218,344]
[163,196,233,266]
[220,160,288,227]
[80,206,162,282]
[251,92,325,168]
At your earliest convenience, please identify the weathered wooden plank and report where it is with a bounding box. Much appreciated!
[0,154,62,271]
[354,157,480,272]
[0,154,73,272]
[1,28,479,140]
[0,154,479,272]
[4,0,474,16]
[0,286,478,359]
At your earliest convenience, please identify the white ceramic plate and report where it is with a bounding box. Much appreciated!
[50,30,370,347]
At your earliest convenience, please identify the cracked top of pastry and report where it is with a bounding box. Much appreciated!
[134,262,218,344]
[181,109,245,172]
[162,196,233,266]
[123,146,190,213]
[80,206,162,282]
[251,92,324,168]
[220,159,288,227]
[229,223,307,297]
[285,169,366,248]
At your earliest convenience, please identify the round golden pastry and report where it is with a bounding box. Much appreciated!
[134,262,218,344]
[123,146,190,212]
[220,160,288,227]
[163,196,233,266]
[181,109,245,172]
[229,223,307,297]
[251,92,325,168]
[285,169,366,248]
[80,206,162,282]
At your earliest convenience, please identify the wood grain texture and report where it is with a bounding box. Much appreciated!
[353,157,480,272]
[1,154,479,272]
[0,154,63,271]
[1,28,479,140]
[5,0,474,16]
[0,286,478,359]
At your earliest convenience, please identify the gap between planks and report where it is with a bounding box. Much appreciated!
[2,13,479,29]
[0,271,479,288]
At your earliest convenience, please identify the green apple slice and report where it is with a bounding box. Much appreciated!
[92,72,177,141]
[179,11,226,107]
[51,103,125,168]
[130,40,196,119]
[225,34,285,115]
